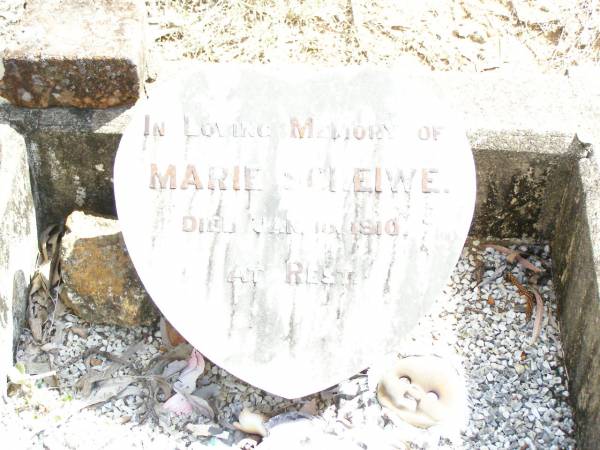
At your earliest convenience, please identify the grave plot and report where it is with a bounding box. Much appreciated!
[0,1,599,449]
[2,66,596,450]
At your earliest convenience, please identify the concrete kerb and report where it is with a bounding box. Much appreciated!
[0,69,598,448]
[0,124,38,398]
[552,134,600,450]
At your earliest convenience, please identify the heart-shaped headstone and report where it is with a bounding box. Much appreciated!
[114,66,475,398]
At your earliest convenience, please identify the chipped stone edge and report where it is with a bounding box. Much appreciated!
[0,0,148,109]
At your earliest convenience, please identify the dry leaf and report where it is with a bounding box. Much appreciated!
[513,254,543,274]
[181,391,214,419]
[82,376,137,408]
[69,326,89,339]
[162,360,188,378]
[161,349,210,417]
[160,317,187,347]
[145,343,193,376]
[173,349,205,394]
[76,365,119,397]
[40,342,58,352]
[38,224,61,264]
[506,251,518,265]
[485,244,542,273]
[27,273,51,343]
[300,398,319,415]
[487,295,495,306]
[155,377,173,401]
[163,390,215,418]
[530,288,545,345]
[74,342,144,397]
[37,223,63,287]
[163,392,193,415]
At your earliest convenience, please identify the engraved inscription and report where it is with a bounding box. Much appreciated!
[286,262,354,286]
[143,115,446,141]
[227,266,264,284]
[150,164,450,194]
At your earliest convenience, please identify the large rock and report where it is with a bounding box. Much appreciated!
[0,125,38,395]
[60,211,158,326]
[0,0,146,108]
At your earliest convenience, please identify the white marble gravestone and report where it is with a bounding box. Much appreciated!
[114,66,476,398]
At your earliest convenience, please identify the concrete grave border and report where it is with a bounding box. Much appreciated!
[0,67,598,448]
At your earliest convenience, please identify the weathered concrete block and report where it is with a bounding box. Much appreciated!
[0,0,146,108]
[553,149,600,450]
[0,124,38,395]
[469,132,582,239]
[60,211,158,327]
[0,104,127,229]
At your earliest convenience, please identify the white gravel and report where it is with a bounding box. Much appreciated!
[2,240,575,449]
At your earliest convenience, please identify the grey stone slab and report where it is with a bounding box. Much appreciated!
[433,71,581,134]
[0,0,146,108]
[114,66,476,398]
[469,134,583,239]
[0,124,38,396]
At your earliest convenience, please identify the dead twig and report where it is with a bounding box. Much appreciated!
[483,244,543,273]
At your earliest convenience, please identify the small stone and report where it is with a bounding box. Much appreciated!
[195,383,221,400]
[69,326,89,338]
